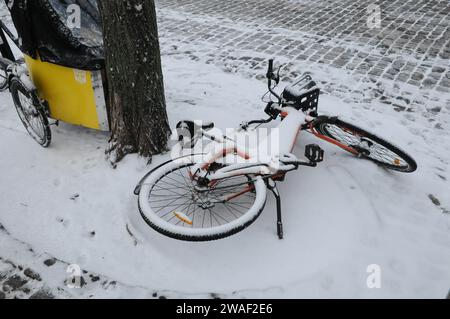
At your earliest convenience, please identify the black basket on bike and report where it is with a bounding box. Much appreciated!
[282,75,320,113]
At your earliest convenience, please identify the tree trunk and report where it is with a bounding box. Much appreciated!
[98,0,170,163]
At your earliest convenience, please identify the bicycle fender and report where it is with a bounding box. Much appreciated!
[313,115,339,125]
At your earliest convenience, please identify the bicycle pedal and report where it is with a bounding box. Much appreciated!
[305,144,324,163]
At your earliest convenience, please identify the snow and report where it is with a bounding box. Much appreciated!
[1,0,450,295]
[1,54,449,298]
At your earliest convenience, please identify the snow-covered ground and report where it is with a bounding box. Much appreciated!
[1,1,450,299]
[1,54,450,298]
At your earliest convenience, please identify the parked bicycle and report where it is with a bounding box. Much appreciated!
[134,59,417,242]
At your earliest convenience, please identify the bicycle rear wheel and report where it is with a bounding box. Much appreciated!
[138,159,267,241]
[0,67,8,91]
[10,78,51,147]
[313,117,417,173]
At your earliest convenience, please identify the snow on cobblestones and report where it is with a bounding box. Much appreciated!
[155,0,450,129]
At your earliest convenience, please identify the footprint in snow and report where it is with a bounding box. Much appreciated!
[56,217,70,228]
[428,194,440,206]
[82,163,97,170]
[53,178,61,187]
[428,194,449,215]
[388,259,405,275]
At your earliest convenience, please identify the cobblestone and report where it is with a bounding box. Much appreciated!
[155,0,450,115]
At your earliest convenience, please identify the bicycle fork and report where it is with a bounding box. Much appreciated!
[267,179,283,240]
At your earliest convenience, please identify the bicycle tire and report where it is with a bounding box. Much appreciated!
[138,159,267,241]
[0,67,8,91]
[313,116,417,173]
[10,78,52,147]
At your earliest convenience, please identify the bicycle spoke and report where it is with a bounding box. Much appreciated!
[153,196,192,215]
[324,123,409,168]
[202,208,206,228]
[147,163,257,231]
[222,203,240,219]
[208,208,223,226]
[225,201,252,211]
[223,202,247,216]
[15,90,47,144]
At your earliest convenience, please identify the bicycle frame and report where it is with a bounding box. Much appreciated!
[190,108,313,182]
[185,110,359,204]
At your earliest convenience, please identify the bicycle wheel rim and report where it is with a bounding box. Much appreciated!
[138,159,267,241]
[11,81,50,147]
[0,69,7,90]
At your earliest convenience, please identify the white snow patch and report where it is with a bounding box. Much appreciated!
[0,55,449,298]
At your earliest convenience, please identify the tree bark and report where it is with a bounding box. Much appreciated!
[98,0,170,163]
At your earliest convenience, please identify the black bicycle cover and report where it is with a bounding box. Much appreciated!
[4,0,104,70]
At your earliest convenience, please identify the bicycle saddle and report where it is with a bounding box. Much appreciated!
[176,120,214,132]
[175,120,214,148]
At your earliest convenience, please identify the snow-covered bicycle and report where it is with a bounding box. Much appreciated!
[135,59,417,242]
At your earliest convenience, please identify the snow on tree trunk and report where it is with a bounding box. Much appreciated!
[98,0,170,163]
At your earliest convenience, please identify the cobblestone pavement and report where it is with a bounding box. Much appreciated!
[155,0,450,125]
[0,224,185,299]
[0,224,244,299]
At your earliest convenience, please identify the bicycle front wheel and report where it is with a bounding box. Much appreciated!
[138,159,267,241]
[313,117,417,173]
[10,78,51,147]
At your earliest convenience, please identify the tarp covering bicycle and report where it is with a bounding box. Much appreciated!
[0,0,109,137]
[4,0,104,70]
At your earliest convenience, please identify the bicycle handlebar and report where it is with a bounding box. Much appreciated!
[267,59,274,78]
[266,59,281,101]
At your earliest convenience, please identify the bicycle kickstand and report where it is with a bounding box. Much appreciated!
[267,179,283,240]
